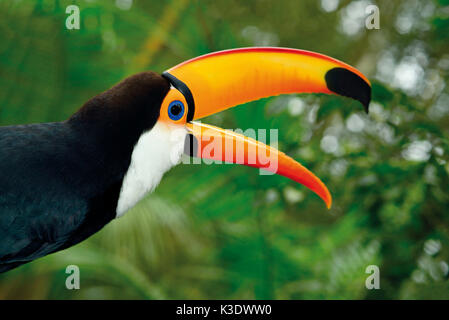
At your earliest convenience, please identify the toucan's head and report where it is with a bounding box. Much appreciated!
[72,47,371,217]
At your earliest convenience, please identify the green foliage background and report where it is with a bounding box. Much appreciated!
[0,0,448,299]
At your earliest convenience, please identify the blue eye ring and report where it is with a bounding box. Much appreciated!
[168,100,185,121]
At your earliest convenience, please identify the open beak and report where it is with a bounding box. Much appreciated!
[163,47,371,209]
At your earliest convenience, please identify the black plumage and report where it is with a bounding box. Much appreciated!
[0,72,170,272]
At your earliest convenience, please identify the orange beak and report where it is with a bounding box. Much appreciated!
[163,47,371,209]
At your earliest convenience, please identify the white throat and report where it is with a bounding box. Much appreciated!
[116,122,187,218]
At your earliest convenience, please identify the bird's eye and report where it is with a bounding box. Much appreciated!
[168,100,185,121]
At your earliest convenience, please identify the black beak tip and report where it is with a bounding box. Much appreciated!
[325,67,371,113]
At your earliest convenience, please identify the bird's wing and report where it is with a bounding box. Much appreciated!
[0,123,118,269]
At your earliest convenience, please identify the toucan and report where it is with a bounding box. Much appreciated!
[0,47,371,273]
